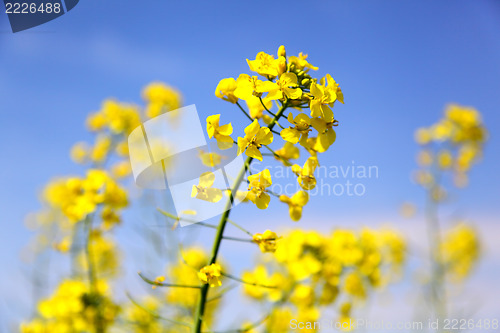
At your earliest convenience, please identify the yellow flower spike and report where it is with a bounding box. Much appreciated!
[246,51,279,79]
[191,172,223,203]
[310,117,337,152]
[275,142,300,162]
[237,120,273,161]
[197,263,222,287]
[246,169,273,209]
[279,191,309,221]
[234,74,279,101]
[288,52,318,71]
[252,230,280,253]
[267,73,302,100]
[215,77,238,103]
[310,82,336,122]
[206,114,234,150]
[280,113,312,144]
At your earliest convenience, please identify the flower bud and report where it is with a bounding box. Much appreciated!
[278,45,286,58]
[277,56,287,75]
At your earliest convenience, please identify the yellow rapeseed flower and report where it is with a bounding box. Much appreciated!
[279,191,309,221]
[246,169,273,209]
[252,230,280,253]
[198,263,222,287]
[215,77,238,103]
[233,74,278,101]
[280,113,312,144]
[206,114,234,150]
[292,157,319,190]
[247,51,279,79]
[237,120,273,161]
[191,172,223,203]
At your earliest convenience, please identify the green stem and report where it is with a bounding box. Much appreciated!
[192,103,287,333]
[221,272,277,289]
[83,214,105,333]
[236,102,254,122]
[425,170,446,324]
[138,272,202,289]
[227,219,253,236]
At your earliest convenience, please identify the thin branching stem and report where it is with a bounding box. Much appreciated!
[262,144,292,166]
[222,236,254,243]
[227,219,253,237]
[201,314,269,333]
[236,102,254,122]
[206,284,237,303]
[138,272,201,289]
[221,272,277,289]
[127,293,192,328]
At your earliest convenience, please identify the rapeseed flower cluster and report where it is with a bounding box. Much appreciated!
[414,104,487,190]
[210,45,343,219]
[440,223,480,281]
[20,279,119,333]
[411,105,487,322]
[242,229,406,331]
[22,83,184,333]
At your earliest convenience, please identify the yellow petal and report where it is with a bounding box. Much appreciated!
[191,185,198,198]
[289,205,303,221]
[294,113,311,125]
[256,128,273,145]
[260,169,273,187]
[255,193,271,209]
[291,191,309,207]
[310,117,327,133]
[218,123,233,136]
[280,128,301,144]
[246,145,263,161]
[244,119,261,137]
[216,134,234,150]
[320,104,334,122]
[199,172,216,188]
[205,188,223,203]
[237,137,248,155]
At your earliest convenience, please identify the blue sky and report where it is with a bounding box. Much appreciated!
[1,0,499,330]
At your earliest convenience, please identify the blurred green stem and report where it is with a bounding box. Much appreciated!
[83,214,105,333]
[425,171,446,326]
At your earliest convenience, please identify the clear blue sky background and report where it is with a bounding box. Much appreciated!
[1,0,499,330]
